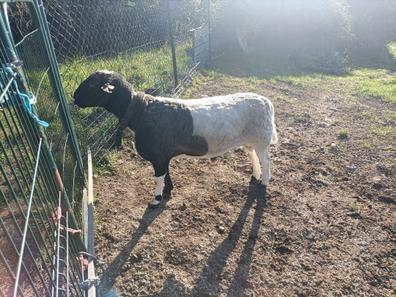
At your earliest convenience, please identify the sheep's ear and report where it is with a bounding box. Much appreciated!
[101,83,115,94]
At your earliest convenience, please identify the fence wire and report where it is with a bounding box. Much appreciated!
[1,0,87,296]
[40,0,210,162]
[2,0,210,296]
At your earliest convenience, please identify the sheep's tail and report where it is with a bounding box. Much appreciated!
[270,103,278,145]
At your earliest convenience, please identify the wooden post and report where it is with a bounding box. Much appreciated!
[167,0,178,88]
[87,149,96,297]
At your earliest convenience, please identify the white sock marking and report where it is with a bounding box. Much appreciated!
[150,174,166,206]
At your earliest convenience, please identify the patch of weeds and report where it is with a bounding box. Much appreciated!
[384,112,396,124]
[273,69,396,103]
[338,128,349,140]
[390,226,396,234]
[347,203,362,219]
[275,73,328,88]
[349,203,360,213]
[361,111,378,121]
[200,69,219,79]
[352,69,396,104]
[362,140,374,149]
[245,77,260,90]
[95,150,119,176]
[371,126,395,137]
[181,74,207,99]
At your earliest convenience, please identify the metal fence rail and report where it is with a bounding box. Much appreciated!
[1,0,211,296]
[1,0,87,296]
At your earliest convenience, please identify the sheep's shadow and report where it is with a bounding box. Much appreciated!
[97,201,168,295]
[153,181,267,297]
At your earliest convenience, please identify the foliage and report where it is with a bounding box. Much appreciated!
[211,0,396,71]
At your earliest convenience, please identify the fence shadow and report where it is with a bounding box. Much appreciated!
[98,202,168,295]
[152,181,267,297]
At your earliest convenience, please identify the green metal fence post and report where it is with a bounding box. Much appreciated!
[32,0,85,178]
[0,5,86,252]
[0,10,30,92]
[0,3,16,59]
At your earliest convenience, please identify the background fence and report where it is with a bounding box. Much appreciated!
[36,0,210,162]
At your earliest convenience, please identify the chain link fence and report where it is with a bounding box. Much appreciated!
[1,0,210,296]
[38,0,211,162]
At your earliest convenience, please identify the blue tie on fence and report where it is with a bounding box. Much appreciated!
[1,65,49,128]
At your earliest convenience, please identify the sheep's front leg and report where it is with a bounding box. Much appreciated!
[150,161,170,207]
[151,174,166,206]
[163,173,173,197]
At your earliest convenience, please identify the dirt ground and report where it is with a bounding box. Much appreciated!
[93,73,395,297]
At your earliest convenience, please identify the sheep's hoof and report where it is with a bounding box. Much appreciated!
[258,183,267,192]
[163,190,172,199]
[149,195,162,208]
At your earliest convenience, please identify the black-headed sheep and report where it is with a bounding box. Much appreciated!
[73,70,278,207]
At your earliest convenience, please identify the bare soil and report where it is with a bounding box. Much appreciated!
[94,74,396,297]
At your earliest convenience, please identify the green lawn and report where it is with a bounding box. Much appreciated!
[272,68,396,104]
[60,40,192,102]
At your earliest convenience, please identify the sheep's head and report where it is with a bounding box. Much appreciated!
[73,70,133,108]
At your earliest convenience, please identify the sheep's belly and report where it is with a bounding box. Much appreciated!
[189,98,261,157]
[176,146,243,160]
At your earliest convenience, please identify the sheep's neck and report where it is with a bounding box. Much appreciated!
[104,92,145,131]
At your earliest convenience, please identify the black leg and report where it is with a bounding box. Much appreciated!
[163,173,173,198]
[250,176,260,184]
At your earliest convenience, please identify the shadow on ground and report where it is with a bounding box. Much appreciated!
[98,201,168,295]
[151,181,267,297]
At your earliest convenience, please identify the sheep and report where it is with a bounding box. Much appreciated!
[73,70,278,207]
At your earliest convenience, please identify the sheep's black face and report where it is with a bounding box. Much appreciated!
[73,70,125,108]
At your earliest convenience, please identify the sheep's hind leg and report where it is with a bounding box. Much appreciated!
[255,145,271,186]
[245,146,261,183]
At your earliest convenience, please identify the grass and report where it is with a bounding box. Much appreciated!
[349,203,361,214]
[273,68,396,104]
[180,74,207,99]
[60,41,192,102]
[95,150,119,176]
[361,140,374,149]
[388,42,396,61]
[338,128,349,140]
[213,46,396,104]
[371,126,395,137]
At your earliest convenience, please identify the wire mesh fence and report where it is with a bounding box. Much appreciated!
[1,0,87,296]
[1,0,211,296]
[39,0,211,162]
